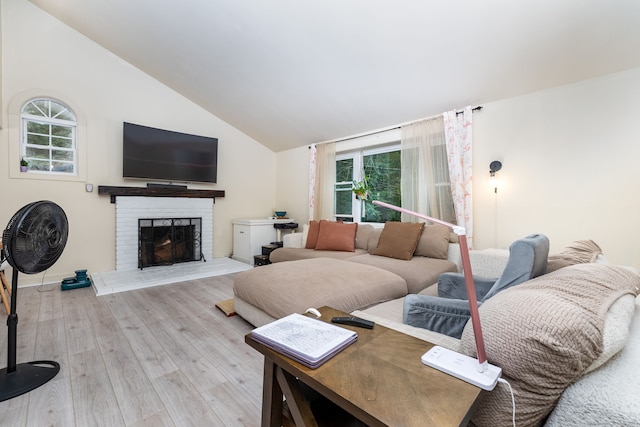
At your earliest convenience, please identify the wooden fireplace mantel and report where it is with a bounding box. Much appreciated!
[98,185,225,203]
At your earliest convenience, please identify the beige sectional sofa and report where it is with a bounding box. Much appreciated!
[270,222,462,293]
[234,222,462,326]
[233,224,640,426]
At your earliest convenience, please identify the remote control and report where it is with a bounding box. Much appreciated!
[331,316,375,329]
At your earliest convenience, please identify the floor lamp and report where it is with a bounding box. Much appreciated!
[373,201,501,390]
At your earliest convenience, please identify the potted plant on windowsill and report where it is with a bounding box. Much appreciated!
[352,176,370,201]
[20,158,29,172]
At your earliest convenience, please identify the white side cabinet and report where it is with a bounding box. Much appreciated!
[232,218,295,264]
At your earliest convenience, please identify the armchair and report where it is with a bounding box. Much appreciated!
[403,234,550,338]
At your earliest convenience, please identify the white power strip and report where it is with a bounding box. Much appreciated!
[421,346,502,391]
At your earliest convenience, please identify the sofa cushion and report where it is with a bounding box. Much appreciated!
[458,263,640,427]
[413,224,450,259]
[545,295,640,426]
[585,293,636,373]
[546,239,602,273]
[233,258,408,320]
[269,247,368,263]
[355,224,375,250]
[372,222,424,260]
[314,220,358,252]
[367,228,383,253]
[305,220,320,249]
[348,253,457,294]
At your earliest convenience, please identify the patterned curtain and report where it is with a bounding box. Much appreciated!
[308,144,317,220]
[443,106,473,247]
[308,142,336,221]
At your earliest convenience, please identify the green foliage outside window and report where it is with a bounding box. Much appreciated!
[335,149,401,222]
[335,158,355,217]
[21,98,77,174]
[362,151,400,222]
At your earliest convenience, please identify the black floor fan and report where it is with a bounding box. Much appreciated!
[0,201,68,402]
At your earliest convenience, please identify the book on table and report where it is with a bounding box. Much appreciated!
[250,313,358,369]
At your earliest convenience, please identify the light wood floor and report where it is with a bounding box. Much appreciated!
[0,274,264,426]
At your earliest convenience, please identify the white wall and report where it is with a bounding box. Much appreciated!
[473,67,640,268]
[1,0,278,285]
[277,67,640,269]
[275,145,310,225]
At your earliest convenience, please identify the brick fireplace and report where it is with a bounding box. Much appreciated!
[115,197,213,271]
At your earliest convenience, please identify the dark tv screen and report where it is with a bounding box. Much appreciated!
[123,122,218,183]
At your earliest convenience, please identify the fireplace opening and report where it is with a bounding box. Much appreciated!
[138,218,204,269]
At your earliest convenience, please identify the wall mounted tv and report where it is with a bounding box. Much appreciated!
[123,122,218,184]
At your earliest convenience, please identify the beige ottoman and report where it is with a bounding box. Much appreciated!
[233,257,408,326]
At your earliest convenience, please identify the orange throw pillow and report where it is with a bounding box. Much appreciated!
[314,220,358,252]
[305,220,320,249]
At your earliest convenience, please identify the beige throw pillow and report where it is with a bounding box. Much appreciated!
[355,224,374,250]
[304,220,320,249]
[372,222,424,260]
[546,239,603,273]
[367,228,383,254]
[413,224,450,259]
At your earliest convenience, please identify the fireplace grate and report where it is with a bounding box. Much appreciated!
[138,218,204,269]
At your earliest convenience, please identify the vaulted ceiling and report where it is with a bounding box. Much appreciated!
[28,0,640,152]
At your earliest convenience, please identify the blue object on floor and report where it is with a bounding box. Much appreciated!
[61,269,92,290]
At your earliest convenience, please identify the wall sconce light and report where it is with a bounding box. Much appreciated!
[489,161,502,193]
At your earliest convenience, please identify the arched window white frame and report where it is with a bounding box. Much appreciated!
[20,98,77,175]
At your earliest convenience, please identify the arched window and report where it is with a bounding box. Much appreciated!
[21,98,77,175]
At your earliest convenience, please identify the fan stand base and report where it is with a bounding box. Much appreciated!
[0,360,60,402]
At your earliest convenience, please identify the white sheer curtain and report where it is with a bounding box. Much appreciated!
[443,106,473,247]
[308,142,336,221]
[400,116,454,223]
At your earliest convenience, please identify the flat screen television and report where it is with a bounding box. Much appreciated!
[123,122,218,183]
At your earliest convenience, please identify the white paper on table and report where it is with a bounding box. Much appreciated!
[250,313,358,368]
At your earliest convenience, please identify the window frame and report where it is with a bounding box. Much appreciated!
[335,142,401,223]
[20,98,78,176]
[9,91,87,182]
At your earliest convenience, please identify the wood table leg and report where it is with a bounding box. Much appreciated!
[262,358,284,427]
[275,367,318,427]
[261,356,319,427]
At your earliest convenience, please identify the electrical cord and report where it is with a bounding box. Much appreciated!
[37,270,55,292]
[1,257,53,293]
[497,377,516,427]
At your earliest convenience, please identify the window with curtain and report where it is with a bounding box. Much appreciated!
[331,115,457,225]
[430,143,456,223]
[401,116,456,224]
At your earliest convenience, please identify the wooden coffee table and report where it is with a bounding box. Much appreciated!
[245,306,484,427]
